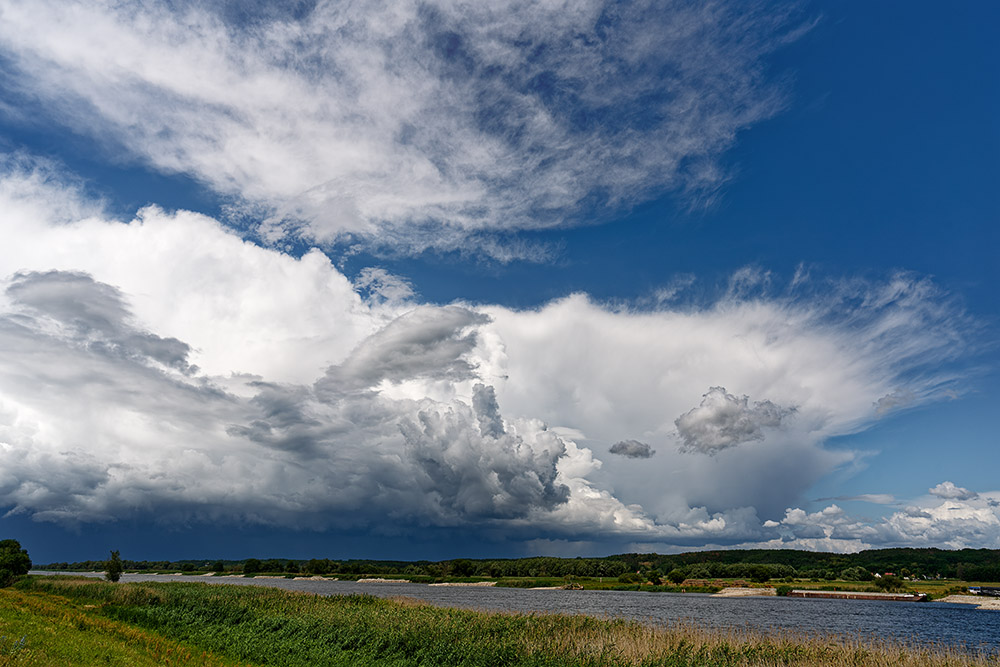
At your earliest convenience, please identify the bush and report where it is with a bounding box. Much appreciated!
[873,575,906,593]
[776,585,794,596]
[667,569,686,584]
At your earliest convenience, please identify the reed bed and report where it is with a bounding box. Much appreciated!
[11,576,999,667]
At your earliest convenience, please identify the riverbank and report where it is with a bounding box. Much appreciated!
[4,576,996,667]
[937,594,1000,611]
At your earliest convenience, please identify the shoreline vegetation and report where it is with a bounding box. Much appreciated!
[2,576,998,667]
[34,547,1000,600]
[33,569,999,603]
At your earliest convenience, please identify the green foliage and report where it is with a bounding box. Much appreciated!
[449,559,475,577]
[242,558,261,574]
[873,575,906,592]
[33,546,1000,586]
[105,549,124,582]
[841,565,873,581]
[0,539,31,587]
[776,585,794,596]
[667,568,686,584]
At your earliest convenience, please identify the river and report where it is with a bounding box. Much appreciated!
[35,572,1000,652]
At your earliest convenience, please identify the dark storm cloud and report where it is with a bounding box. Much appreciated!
[609,440,655,459]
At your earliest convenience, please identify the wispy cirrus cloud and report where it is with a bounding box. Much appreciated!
[0,0,805,257]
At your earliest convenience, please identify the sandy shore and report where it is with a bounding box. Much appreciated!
[428,581,497,587]
[936,594,1000,610]
[712,587,776,597]
[357,578,411,583]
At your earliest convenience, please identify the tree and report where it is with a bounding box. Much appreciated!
[841,566,872,582]
[105,550,123,583]
[667,569,687,584]
[0,539,31,587]
[873,575,905,593]
[243,558,261,574]
[450,559,475,577]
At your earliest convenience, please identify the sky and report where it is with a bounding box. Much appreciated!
[0,0,997,564]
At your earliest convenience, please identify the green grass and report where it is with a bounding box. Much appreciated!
[0,585,240,666]
[6,576,998,666]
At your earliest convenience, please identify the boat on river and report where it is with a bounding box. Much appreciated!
[788,589,927,602]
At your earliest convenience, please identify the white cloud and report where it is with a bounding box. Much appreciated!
[0,162,986,548]
[353,268,416,307]
[747,486,1000,552]
[813,494,896,505]
[0,0,803,255]
[674,386,794,454]
[929,481,978,501]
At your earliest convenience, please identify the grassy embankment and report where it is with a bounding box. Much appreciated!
[1,576,997,667]
[0,582,239,666]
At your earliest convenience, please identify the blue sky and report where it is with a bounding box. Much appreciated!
[0,0,997,563]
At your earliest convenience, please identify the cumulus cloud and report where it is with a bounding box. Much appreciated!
[745,484,1000,552]
[674,387,794,454]
[929,481,978,501]
[0,0,805,255]
[0,162,987,549]
[609,440,656,459]
[0,271,571,527]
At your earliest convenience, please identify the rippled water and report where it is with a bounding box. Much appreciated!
[40,572,1000,651]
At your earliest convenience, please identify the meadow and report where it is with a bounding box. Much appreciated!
[0,576,997,666]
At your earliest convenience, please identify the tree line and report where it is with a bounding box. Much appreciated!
[34,547,1000,582]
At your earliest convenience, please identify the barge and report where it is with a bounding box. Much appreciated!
[788,589,928,602]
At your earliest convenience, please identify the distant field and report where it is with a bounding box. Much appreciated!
[1,576,996,667]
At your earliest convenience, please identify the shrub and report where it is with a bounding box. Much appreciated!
[667,569,686,584]
[873,575,906,593]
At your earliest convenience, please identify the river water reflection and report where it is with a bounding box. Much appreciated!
[43,572,1000,652]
